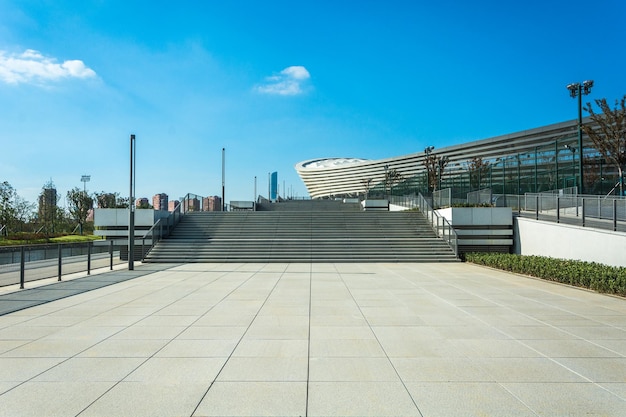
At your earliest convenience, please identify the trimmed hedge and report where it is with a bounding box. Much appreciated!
[464,253,626,297]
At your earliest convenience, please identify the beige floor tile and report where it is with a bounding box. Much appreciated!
[193,381,306,417]
[307,381,421,417]
[216,357,308,381]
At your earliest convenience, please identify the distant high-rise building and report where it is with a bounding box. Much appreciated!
[203,196,222,212]
[270,171,278,201]
[152,193,168,211]
[38,183,57,233]
[168,200,178,212]
[183,197,200,212]
[135,197,149,208]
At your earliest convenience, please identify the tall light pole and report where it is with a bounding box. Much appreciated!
[81,175,90,194]
[129,134,136,271]
[567,80,593,194]
[79,175,91,236]
[221,147,225,211]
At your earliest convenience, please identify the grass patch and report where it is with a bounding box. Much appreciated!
[0,234,102,246]
[464,252,626,297]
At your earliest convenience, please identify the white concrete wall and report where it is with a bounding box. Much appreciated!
[437,207,512,226]
[94,209,169,227]
[514,217,626,267]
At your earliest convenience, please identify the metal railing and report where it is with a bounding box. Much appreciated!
[180,193,231,213]
[416,193,459,257]
[0,241,123,289]
[140,201,183,260]
[467,188,493,206]
[389,195,419,209]
[521,193,626,232]
[432,188,452,209]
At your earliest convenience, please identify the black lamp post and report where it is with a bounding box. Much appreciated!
[566,80,593,194]
[129,134,135,271]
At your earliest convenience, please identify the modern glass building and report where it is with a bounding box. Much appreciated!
[295,118,621,201]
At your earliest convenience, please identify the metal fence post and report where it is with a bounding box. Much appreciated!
[535,195,539,220]
[581,198,585,227]
[87,241,92,275]
[556,197,560,224]
[19,245,25,289]
[598,198,602,220]
[614,199,618,231]
[57,244,62,281]
[109,240,113,270]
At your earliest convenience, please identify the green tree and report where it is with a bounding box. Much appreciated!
[0,181,17,235]
[95,192,117,208]
[583,96,626,196]
[67,187,94,235]
[94,192,129,208]
[136,200,152,209]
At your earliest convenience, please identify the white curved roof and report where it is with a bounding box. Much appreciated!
[298,157,369,170]
[295,119,583,199]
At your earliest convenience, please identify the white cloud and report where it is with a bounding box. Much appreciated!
[256,65,311,96]
[0,49,97,85]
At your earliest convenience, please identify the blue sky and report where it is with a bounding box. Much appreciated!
[1,0,625,207]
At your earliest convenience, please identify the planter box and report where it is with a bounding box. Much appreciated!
[436,207,513,253]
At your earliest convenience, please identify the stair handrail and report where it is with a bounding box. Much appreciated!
[140,201,183,260]
[180,193,207,213]
[416,193,458,258]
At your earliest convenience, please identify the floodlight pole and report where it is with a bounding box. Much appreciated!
[567,80,593,194]
[81,175,90,194]
[80,175,90,235]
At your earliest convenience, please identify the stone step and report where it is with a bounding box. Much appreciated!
[144,210,458,263]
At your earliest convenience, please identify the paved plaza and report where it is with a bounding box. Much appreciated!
[0,261,625,416]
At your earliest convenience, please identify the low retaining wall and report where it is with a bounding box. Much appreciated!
[514,216,626,268]
[437,207,513,253]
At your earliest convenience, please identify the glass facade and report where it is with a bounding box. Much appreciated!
[365,133,621,201]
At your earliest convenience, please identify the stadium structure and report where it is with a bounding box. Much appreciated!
[295,118,621,202]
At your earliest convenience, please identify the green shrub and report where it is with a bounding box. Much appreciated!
[464,253,626,297]
[451,202,494,208]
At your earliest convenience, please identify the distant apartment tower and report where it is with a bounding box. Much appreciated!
[203,196,222,212]
[168,200,179,212]
[152,193,168,211]
[183,197,200,212]
[38,183,57,233]
[135,197,149,208]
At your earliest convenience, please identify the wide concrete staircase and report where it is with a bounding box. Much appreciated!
[144,208,458,263]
